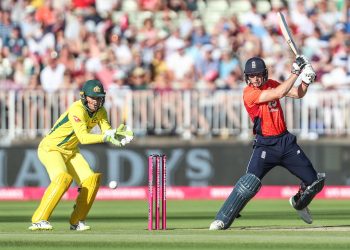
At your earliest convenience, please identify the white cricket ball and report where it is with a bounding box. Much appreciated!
[108,180,118,189]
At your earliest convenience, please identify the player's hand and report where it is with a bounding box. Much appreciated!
[115,124,134,146]
[291,55,309,75]
[103,129,121,146]
[301,64,316,85]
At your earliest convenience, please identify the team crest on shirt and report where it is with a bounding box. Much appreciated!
[268,101,278,112]
[73,116,81,122]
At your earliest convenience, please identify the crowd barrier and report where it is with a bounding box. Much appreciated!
[1,88,349,144]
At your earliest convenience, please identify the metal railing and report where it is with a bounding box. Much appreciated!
[1,89,350,144]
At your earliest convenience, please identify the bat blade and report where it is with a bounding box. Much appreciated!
[278,12,299,56]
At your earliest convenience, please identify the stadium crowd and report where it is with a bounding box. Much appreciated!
[0,0,349,92]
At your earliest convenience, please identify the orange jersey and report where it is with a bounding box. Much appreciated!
[243,79,287,136]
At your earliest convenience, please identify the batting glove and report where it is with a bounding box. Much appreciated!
[115,124,134,146]
[103,129,122,146]
[301,64,316,85]
[291,55,309,75]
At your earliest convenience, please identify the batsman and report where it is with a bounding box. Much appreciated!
[29,79,134,231]
[210,55,325,230]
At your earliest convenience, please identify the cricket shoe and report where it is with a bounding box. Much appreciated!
[28,220,53,231]
[70,221,91,231]
[289,197,313,224]
[209,220,225,230]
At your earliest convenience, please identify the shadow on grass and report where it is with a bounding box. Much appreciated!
[2,209,350,223]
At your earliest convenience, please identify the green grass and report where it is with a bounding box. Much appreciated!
[1,199,350,249]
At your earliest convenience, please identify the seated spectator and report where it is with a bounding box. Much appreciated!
[0,10,13,43]
[40,50,66,93]
[166,41,194,84]
[4,26,26,57]
[150,45,168,81]
[130,67,148,90]
[27,25,55,56]
[191,21,211,46]
[219,48,240,80]
[138,0,163,11]
[195,44,220,81]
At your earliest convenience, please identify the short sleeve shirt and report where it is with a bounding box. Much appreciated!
[243,79,287,136]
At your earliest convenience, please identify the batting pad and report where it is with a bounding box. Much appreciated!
[32,172,73,223]
[216,173,261,229]
[70,173,101,225]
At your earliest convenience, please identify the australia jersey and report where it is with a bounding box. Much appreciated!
[243,79,287,136]
[40,100,112,154]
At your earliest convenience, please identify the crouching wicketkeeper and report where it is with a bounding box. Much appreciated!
[29,79,133,231]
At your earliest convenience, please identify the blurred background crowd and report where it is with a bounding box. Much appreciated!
[0,0,349,93]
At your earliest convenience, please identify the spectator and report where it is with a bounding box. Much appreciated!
[3,26,26,57]
[166,41,194,84]
[150,45,168,81]
[195,44,220,81]
[108,27,133,72]
[35,1,57,28]
[27,25,55,56]
[40,50,66,93]
[219,48,240,80]
[191,21,211,46]
[138,0,163,11]
[130,67,148,90]
[0,0,348,92]
[0,10,12,43]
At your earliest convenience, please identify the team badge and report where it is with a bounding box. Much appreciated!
[93,86,101,93]
[73,116,81,122]
[252,61,256,69]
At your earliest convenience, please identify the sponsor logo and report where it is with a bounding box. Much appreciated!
[73,116,81,122]
[268,100,279,112]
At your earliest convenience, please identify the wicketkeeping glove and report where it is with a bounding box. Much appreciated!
[291,55,309,75]
[103,129,122,146]
[301,64,316,85]
[115,124,134,146]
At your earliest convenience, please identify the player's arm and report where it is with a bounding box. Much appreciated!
[257,74,298,103]
[258,55,309,103]
[69,110,105,144]
[286,82,309,99]
[98,108,134,146]
[97,107,113,133]
[287,64,316,99]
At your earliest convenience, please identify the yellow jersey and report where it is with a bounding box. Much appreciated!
[40,100,112,154]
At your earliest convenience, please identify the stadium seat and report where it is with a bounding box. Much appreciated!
[229,0,252,14]
[122,0,138,12]
[202,11,223,33]
[206,0,229,12]
[256,1,271,14]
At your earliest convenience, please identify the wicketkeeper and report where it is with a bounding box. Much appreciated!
[29,79,134,231]
[209,56,325,230]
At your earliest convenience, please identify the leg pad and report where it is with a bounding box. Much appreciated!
[216,173,261,229]
[70,173,101,225]
[292,174,325,210]
[32,172,73,222]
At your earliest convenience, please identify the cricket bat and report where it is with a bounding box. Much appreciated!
[278,12,299,56]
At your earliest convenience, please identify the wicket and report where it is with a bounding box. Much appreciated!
[148,154,167,230]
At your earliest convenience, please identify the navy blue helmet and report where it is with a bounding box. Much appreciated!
[244,57,268,84]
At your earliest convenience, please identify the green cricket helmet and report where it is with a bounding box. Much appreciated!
[80,79,106,112]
